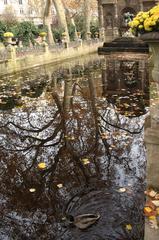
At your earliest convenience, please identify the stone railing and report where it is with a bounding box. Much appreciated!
[16,45,44,57]
[0,48,8,61]
[0,39,103,76]
[0,39,102,61]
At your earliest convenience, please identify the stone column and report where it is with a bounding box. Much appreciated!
[144,42,159,189]
[140,33,159,240]
[139,0,144,11]
[6,44,16,60]
[98,0,104,28]
[98,0,104,40]
[112,0,119,38]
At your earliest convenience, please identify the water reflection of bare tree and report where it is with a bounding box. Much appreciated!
[0,62,146,239]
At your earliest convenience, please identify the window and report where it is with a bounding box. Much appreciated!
[20,9,24,14]
[29,9,33,15]
[19,0,23,4]
[4,0,8,4]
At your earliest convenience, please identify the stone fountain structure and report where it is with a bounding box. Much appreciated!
[97,0,159,42]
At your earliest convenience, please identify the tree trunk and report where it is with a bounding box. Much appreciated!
[43,0,55,45]
[84,0,92,39]
[53,0,70,42]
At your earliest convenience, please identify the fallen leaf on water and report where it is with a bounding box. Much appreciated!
[81,158,90,165]
[38,162,46,169]
[152,201,159,207]
[156,208,159,215]
[29,188,36,193]
[126,224,132,231]
[155,194,159,200]
[149,216,156,221]
[149,219,159,229]
[144,207,156,217]
[145,190,157,198]
[68,136,75,141]
[145,201,156,210]
[57,183,63,189]
[118,188,126,193]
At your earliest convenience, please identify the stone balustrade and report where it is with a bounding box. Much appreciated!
[0,40,103,77]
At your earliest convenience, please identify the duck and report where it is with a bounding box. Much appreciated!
[66,213,100,230]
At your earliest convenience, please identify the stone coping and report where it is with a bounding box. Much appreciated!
[140,32,159,43]
[98,37,149,54]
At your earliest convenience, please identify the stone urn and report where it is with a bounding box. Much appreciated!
[39,32,47,43]
[141,32,159,189]
[3,32,14,45]
[141,32,159,83]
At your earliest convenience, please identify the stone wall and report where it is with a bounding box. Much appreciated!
[0,42,102,76]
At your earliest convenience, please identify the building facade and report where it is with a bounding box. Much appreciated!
[98,0,159,42]
[0,0,42,24]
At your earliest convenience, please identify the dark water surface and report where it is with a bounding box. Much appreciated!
[0,54,149,240]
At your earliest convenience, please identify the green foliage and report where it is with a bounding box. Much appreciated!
[52,24,76,41]
[74,15,99,39]
[15,22,39,46]
[90,20,99,38]
[52,27,64,42]
[0,21,7,42]
[0,20,39,46]
[68,23,76,41]
[74,15,85,38]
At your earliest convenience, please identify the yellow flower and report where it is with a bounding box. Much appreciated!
[128,21,133,27]
[139,18,144,23]
[132,19,140,27]
[142,12,149,19]
[129,4,159,34]
[136,11,144,17]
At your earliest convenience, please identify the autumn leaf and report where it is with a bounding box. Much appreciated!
[126,224,132,231]
[29,188,36,193]
[149,219,159,229]
[149,216,156,221]
[118,188,126,193]
[38,162,46,169]
[81,158,90,165]
[152,201,159,207]
[57,183,63,188]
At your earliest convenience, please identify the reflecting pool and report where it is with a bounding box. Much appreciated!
[0,54,149,240]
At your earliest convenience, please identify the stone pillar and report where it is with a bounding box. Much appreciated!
[42,42,49,53]
[98,0,104,40]
[7,44,16,60]
[144,42,159,189]
[139,0,144,11]
[141,33,159,240]
[113,0,119,38]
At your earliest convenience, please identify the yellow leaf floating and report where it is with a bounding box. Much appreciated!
[81,158,90,165]
[156,208,159,215]
[118,188,126,193]
[126,224,132,231]
[57,183,63,189]
[29,188,36,193]
[152,200,159,207]
[149,216,156,221]
[144,207,153,213]
[38,162,46,169]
